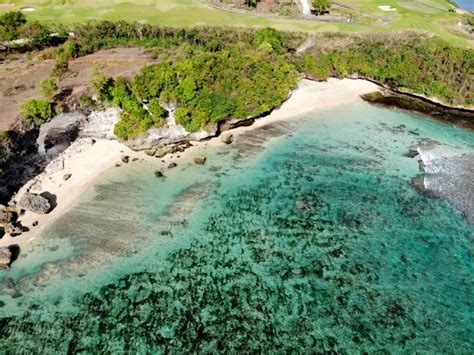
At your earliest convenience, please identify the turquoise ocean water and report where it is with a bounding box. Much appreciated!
[0,101,473,352]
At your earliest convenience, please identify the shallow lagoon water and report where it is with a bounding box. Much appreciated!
[1,101,473,352]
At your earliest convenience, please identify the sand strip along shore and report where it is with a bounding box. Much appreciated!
[0,78,379,248]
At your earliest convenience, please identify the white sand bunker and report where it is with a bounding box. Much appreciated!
[378,5,397,11]
[20,7,36,12]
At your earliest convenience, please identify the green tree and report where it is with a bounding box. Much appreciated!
[20,99,54,125]
[90,69,113,101]
[312,0,332,15]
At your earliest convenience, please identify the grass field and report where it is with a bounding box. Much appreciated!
[0,0,472,47]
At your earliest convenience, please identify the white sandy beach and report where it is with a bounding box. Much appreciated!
[0,78,379,248]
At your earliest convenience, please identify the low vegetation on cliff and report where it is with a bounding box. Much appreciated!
[1,17,471,141]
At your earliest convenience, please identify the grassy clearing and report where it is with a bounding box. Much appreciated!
[0,0,471,47]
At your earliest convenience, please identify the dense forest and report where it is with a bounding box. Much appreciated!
[1,13,473,140]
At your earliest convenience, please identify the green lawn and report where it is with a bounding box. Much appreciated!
[0,0,472,47]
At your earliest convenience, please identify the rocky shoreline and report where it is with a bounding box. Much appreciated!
[361,90,474,130]
[2,77,472,268]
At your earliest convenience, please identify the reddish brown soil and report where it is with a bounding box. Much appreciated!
[0,47,154,131]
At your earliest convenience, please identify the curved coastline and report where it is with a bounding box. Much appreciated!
[0,78,380,249]
[1,76,473,251]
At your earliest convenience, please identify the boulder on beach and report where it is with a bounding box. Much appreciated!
[155,146,174,158]
[193,156,207,165]
[0,206,15,225]
[17,192,52,215]
[221,133,234,145]
[63,174,72,181]
[0,247,12,269]
[121,155,130,164]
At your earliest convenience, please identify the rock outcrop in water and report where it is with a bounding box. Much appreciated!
[413,143,474,224]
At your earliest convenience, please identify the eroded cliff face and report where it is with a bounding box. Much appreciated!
[0,107,218,204]
[124,108,216,151]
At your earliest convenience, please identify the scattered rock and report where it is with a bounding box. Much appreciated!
[121,155,130,164]
[193,156,207,165]
[155,171,164,178]
[155,146,173,158]
[0,206,16,225]
[17,192,51,215]
[32,221,39,227]
[168,162,177,169]
[63,174,72,181]
[145,149,156,156]
[221,133,234,145]
[0,247,12,269]
[115,164,121,167]
[8,225,23,237]
[132,158,139,162]
[220,117,255,131]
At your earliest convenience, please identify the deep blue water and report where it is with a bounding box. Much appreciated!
[454,0,474,12]
[0,101,473,352]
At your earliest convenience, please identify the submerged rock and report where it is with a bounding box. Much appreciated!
[404,147,419,158]
[193,156,207,165]
[155,171,164,178]
[168,163,177,169]
[17,192,51,215]
[0,247,12,269]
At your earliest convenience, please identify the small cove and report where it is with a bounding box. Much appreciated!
[0,100,473,352]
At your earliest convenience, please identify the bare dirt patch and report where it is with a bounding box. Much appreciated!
[0,47,154,131]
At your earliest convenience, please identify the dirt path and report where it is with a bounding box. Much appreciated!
[300,0,311,16]
[296,35,315,53]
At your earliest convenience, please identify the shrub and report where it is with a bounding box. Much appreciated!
[312,0,332,14]
[19,22,50,49]
[91,69,113,101]
[78,94,97,110]
[20,99,54,125]
[38,78,58,99]
[253,28,284,54]
[0,11,27,41]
